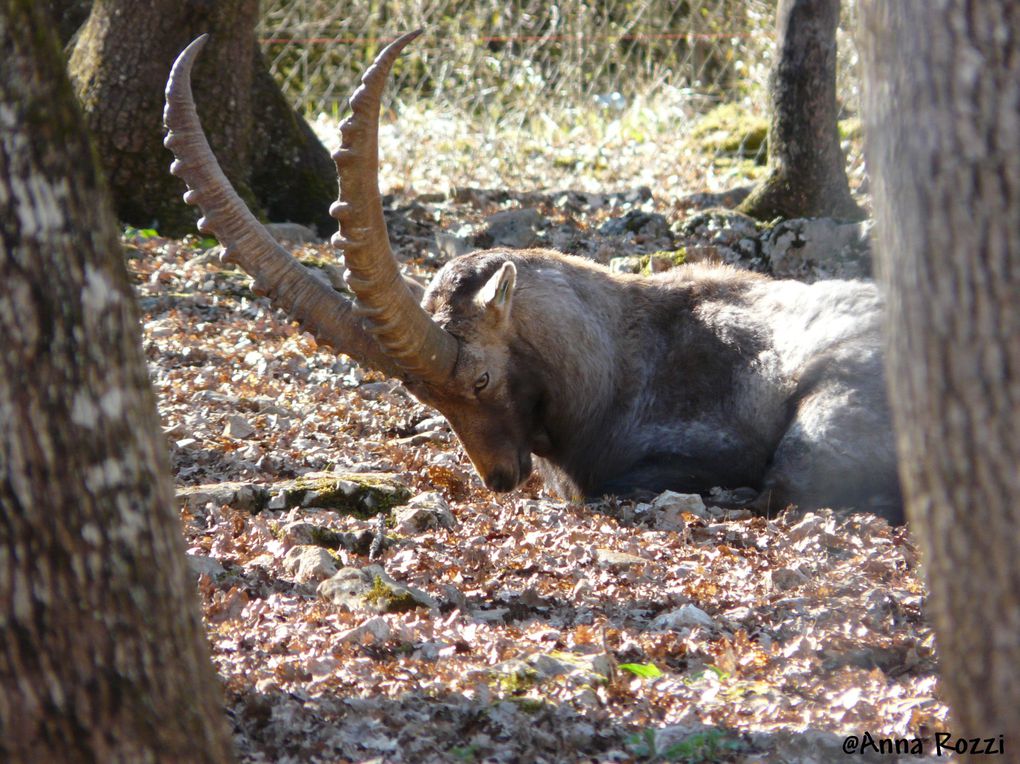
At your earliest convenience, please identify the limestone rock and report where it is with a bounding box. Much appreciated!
[317,565,437,613]
[394,492,457,534]
[491,650,613,692]
[770,566,810,591]
[186,553,224,578]
[595,548,648,569]
[336,616,392,644]
[265,222,320,244]
[222,415,255,439]
[763,218,873,282]
[278,520,375,555]
[650,490,710,529]
[599,210,670,239]
[177,481,267,513]
[649,603,717,631]
[176,472,410,517]
[481,208,545,248]
[608,256,644,274]
[283,545,339,584]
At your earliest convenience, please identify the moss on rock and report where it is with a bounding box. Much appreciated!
[282,472,410,517]
[317,565,438,613]
[177,472,410,517]
[363,575,421,613]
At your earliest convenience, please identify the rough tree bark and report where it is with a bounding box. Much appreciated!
[0,3,234,761]
[860,1,1020,748]
[67,0,335,236]
[249,47,339,236]
[739,0,863,221]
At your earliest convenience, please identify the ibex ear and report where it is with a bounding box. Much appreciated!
[476,261,516,326]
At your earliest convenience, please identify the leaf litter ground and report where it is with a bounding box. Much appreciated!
[130,183,949,763]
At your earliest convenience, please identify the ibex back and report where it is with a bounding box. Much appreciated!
[164,31,902,523]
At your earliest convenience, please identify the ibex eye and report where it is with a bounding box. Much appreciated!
[474,372,490,392]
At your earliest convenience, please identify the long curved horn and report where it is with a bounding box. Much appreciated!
[331,31,460,386]
[163,35,403,379]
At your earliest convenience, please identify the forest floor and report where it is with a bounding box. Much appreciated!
[129,120,952,762]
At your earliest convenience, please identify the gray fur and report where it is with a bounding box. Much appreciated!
[417,248,901,523]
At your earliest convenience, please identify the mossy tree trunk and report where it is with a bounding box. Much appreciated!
[861,1,1020,745]
[67,0,336,237]
[0,3,234,761]
[249,47,338,235]
[739,0,863,221]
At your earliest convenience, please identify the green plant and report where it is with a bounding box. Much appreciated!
[618,662,663,679]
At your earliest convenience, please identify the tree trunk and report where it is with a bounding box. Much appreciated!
[739,0,863,221]
[860,1,1020,748]
[67,0,336,237]
[250,48,338,235]
[0,3,234,761]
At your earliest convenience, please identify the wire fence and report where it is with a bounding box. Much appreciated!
[256,1,863,193]
[258,1,779,120]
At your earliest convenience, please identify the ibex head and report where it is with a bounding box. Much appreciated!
[329,32,556,491]
[419,253,563,491]
[166,32,548,493]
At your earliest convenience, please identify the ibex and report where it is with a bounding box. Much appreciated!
[164,31,903,523]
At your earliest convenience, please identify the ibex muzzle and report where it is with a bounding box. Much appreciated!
[164,32,903,522]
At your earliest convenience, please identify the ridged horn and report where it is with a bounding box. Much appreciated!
[331,30,459,386]
[163,34,403,379]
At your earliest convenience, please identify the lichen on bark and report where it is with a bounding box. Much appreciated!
[0,2,234,759]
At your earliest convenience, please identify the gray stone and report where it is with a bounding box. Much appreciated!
[482,208,545,248]
[650,490,710,524]
[317,565,438,613]
[675,185,755,211]
[244,553,276,570]
[222,415,255,439]
[764,217,873,282]
[279,521,317,547]
[357,381,401,400]
[491,650,613,689]
[177,481,269,512]
[599,210,670,239]
[283,545,339,584]
[186,553,225,578]
[394,492,457,534]
[675,209,768,272]
[302,260,347,290]
[281,522,374,555]
[265,222,320,244]
[595,548,649,569]
[678,208,760,240]
[470,607,509,622]
[770,566,809,591]
[608,256,644,274]
[336,616,392,644]
[270,472,409,516]
[434,231,475,261]
[649,603,717,631]
[394,430,449,446]
[414,415,447,433]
